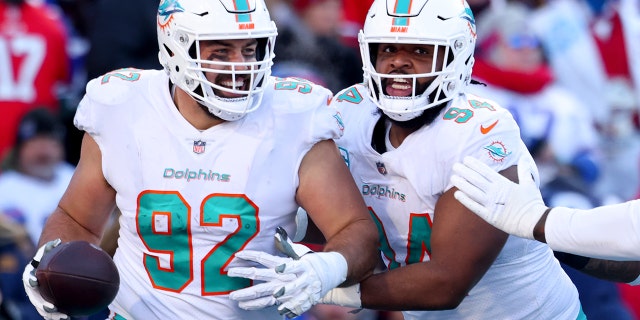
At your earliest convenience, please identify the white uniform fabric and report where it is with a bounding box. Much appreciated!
[0,164,74,243]
[74,69,341,320]
[333,84,581,320]
[547,202,640,260]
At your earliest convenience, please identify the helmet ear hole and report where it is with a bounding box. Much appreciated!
[163,44,174,57]
[256,38,269,61]
[188,44,197,60]
[368,44,378,66]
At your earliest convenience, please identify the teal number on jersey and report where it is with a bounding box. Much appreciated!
[138,191,192,292]
[468,99,496,111]
[443,100,497,123]
[406,214,432,264]
[201,194,258,295]
[370,208,433,270]
[274,77,312,93]
[101,68,141,84]
[137,191,258,295]
[369,208,400,270]
[443,107,473,123]
[335,87,364,104]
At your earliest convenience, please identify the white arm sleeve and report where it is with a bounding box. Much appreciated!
[545,200,640,260]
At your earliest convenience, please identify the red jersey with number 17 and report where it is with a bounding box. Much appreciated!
[0,2,69,160]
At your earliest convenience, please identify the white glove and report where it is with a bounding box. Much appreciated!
[228,250,299,310]
[450,156,548,239]
[230,227,348,318]
[22,239,70,320]
[273,251,347,318]
[229,226,314,310]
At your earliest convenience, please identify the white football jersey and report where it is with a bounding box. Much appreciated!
[74,69,341,320]
[332,84,581,320]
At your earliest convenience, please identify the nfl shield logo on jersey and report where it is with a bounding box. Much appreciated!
[193,140,206,154]
[376,161,387,175]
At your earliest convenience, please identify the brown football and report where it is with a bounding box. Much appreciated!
[35,241,119,316]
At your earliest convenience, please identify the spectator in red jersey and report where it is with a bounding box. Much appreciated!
[0,0,70,165]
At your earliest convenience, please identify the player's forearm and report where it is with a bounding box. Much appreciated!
[38,207,104,246]
[581,258,640,283]
[545,201,640,260]
[358,263,466,311]
[555,250,640,284]
[323,217,379,285]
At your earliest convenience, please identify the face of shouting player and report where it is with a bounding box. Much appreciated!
[199,38,259,99]
[374,43,445,97]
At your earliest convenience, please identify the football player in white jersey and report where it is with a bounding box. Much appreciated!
[20,0,379,319]
[229,0,587,319]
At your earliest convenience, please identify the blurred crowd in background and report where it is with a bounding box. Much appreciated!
[1,0,640,319]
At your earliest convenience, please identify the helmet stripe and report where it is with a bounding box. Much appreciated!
[234,0,252,23]
[392,0,412,26]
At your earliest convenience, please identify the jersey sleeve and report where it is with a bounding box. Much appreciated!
[74,69,153,143]
[73,80,99,137]
[546,202,640,260]
[272,77,342,145]
[307,96,343,144]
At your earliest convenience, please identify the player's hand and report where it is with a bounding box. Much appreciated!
[271,227,348,318]
[228,250,298,310]
[231,227,348,318]
[229,227,312,310]
[271,250,347,318]
[450,156,548,239]
[22,239,70,320]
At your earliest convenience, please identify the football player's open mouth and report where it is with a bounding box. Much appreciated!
[385,78,413,97]
[218,78,248,98]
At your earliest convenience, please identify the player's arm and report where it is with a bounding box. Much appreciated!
[452,156,640,261]
[539,201,640,260]
[355,167,514,310]
[296,139,379,284]
[553,251,640,285]
[38,133,117,246]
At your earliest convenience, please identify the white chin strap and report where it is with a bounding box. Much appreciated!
[379,93,429,121]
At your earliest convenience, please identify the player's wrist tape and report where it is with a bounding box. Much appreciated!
[628,273,640,286]
[305,252,348,294]
[319,283,362,308]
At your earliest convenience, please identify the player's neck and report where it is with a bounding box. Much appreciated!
[172,86,225,130]
[388,122,414,148]
[372,116,416,152]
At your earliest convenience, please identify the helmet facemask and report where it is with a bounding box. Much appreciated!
[186,37,273,119]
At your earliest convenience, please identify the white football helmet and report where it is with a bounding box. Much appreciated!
[157,0,277,121]
[360,0,477,121]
